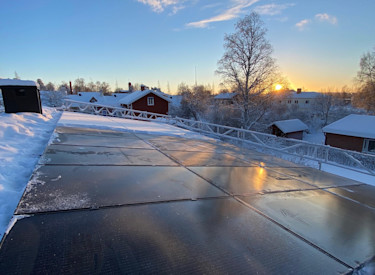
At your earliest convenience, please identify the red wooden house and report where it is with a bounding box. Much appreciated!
[323,114,375,153]
[119,89,172,115]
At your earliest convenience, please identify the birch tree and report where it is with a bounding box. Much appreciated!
[217,12,278,128]
[355,47,375,112]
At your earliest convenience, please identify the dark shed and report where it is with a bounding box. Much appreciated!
[270,119,308,140]
[0,79,42,114]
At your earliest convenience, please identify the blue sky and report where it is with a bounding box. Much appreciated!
[1,0,374,93]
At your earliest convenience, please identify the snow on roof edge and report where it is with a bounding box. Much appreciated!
[323,114,375,139]
[119,90,172,105]
[271,119,308,133]
[0,79,38,87]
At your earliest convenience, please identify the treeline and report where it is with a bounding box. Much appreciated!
[36,78,113,94]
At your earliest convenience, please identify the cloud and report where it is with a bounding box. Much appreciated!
[186,0,259,28]
[254,3,295,16]
[137,0,182,13]
[315,13,338,25]
[295,19,310,30]
[201,3,223,10]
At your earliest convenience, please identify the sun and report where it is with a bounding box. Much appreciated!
[275,84,283,91]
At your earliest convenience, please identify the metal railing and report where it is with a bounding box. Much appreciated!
[170,117,375,176]
[62,99,170,122]
[61,99,375,177]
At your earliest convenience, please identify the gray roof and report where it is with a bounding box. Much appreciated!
[214,93,238,100]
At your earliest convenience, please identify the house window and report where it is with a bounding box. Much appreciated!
[305,100,309,104]
[147,97,154,106]
[294,100,298,104]
[287,100,291,104]
[363,139,375,154]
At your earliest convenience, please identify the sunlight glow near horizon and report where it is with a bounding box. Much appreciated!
[0,0,374,93]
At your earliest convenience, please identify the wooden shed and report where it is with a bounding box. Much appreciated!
[270,119,308,140]
[323,114,375,153]
[0,79,42,114]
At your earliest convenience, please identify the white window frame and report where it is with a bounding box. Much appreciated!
[147,97,154,106]
[363,139,375,154]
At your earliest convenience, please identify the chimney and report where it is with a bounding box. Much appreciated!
[297,88,302,94]
[141,84,145,91]
[128,82,132,92]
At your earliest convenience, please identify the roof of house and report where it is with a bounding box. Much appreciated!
[322,114,375,139]
[66,92,128,107]
[214,92,238,100]
[271,119,308,134]
[0,79,38,87]
[288,91,321,99]
[119,90,172,105]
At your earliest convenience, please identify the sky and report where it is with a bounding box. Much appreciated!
[1,0,374,93]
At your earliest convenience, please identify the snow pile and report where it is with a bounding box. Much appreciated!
[58,112,211,140]
[0,78,37,87]
[0,108,61,238]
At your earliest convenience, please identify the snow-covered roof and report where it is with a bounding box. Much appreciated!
[65,92,129,107]
[119,90,172,105]
[288,91,321,99]
[271,119,308,133]
[214,92,238,100]
[322,114,375,139]
[0,79,38,87]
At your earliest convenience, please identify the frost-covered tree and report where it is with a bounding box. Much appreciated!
[87,81,97,92]
[37,79,47,90]
[97,81,112,94]
[354,47,375,112]
[216,12,278,129]
[313,92,333,126]
[58,82,70,92]
[73,78,88,93]
[178,84,212,120]
[45,82,56,91]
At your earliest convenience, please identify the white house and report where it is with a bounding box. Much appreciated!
[281,90,321,110]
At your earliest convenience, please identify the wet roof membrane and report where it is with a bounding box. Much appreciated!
[1,126,373,273]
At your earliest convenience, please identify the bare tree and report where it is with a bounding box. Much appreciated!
[178,84,211,120]
[355,47,375,112]
[45,82,56,91]
[216,12,278,129]
[57,82,69,92]
[314,92,333,126]
[37,79,47,90]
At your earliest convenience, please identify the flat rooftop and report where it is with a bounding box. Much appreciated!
[0,116,374,273]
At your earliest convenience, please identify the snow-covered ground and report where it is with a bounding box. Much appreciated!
[304,130,325,144]
[0,107,61,239]
[58,112,212,140]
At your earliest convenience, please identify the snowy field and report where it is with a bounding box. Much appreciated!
[1,109,374,239]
